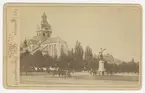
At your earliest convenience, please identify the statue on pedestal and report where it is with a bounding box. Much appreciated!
[98,48,106,75]
[98,48,106,60]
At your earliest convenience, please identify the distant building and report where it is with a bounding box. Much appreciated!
[21,12,68,58]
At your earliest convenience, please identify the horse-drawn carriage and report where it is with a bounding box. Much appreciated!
[45,66,75,77]
[88,68,114,76]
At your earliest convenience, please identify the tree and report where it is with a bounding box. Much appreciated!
[127,58,139,73]
[20,49,30,59]
[84,46,93,61]
[60,45,67,60]
[116,58,139,73]
[43,54,54,67]
[68,48,74,61]
[58,45,68,69]
[74,41,84,60]
[33,50,45,67]
[118,62,128,73]
[73,41,84,71]
[87,60,98,70]
[84,46,94,70]
[23,39,28,48]
[20,51,33,75]
[67,48,75,69]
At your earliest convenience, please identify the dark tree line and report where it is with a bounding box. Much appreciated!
[104,58,139,74]
[20,40,139,74]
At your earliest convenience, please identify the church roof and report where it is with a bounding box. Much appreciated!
[28,39,39,45]
[42,36,67,44]
[27,36,66,45]
[27,36,47,45]
[32,36,46,41]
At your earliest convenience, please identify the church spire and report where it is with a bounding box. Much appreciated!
[36,12,52,38]
[41,12,47,21]
[42,12,46,17]
[40,12,52,31]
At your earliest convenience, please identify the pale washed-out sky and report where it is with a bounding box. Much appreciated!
[16,5,141,62]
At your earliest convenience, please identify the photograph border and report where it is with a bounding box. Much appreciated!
[3,3,142,90]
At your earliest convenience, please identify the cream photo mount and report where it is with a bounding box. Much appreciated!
[3,3,142,90]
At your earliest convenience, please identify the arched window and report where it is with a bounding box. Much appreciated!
[49,45,51,51]
[48,45,51,56]
[54,44,57,57]
[54,44,57,52]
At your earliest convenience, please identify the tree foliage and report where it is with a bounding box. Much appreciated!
[74,41,84,60]
[84,46,93,61]
[20,40,139,74]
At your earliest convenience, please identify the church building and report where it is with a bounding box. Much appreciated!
[21,12,68,58]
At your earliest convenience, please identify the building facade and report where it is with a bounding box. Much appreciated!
[22,12,68,58]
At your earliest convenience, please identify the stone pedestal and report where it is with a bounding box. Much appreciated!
[98,60,105,75]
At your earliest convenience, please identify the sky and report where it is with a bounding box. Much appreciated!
[13,5,141,62]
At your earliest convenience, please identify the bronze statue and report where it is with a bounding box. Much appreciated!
[98,48,106,60]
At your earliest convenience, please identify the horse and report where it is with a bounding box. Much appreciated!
[89,69,98,76]
[41,67,49,76]
[67,69,75,77]
[48,66,59,76]
[55,68,73,78]
[106,70,113,75]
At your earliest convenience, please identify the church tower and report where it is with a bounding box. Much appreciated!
[36,12,52,38]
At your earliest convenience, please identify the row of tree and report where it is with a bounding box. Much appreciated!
[20,40,139,74]
[105,61,139,73]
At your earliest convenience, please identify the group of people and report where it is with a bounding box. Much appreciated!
[31,66,75,77]
[88,69,113,76]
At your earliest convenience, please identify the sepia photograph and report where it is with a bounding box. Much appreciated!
[3,3,142,90]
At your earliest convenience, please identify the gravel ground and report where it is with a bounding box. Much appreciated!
[20,71,139,86]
